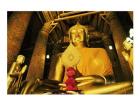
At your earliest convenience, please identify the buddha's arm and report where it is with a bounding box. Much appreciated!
[98,48,113,76]
[48,54,64,82]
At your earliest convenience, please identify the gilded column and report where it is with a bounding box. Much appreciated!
[26,22,51,81]
[108,12,132,81]
[102,34,124,81]
[8,12,32,70]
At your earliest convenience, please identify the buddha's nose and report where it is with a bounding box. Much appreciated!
[76,34,80,38]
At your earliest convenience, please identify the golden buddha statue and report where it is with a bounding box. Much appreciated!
[19,22,132,94]
[49,22,113,91]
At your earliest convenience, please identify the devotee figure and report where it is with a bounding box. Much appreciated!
[7,55,27,93]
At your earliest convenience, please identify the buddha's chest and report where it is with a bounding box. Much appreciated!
[76,48,105,76]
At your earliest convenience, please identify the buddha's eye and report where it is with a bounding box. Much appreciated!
[71,29,76,34]
[77,29,84,34]
[78,29,83,32]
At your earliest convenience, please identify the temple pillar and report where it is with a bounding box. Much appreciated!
[102,34,124,81]
[108,12,133,81]
[8,12,32,71]
[26,22,50,81]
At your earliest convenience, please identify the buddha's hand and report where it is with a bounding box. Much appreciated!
[41,21,57,34]
[58,83,79,94]
[75,75,106,90]
[58,83,66,91]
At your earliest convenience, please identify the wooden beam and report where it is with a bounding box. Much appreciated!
[54,11,102,22]
[59,11,85,17]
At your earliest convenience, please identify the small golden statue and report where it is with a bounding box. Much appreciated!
[7,55,27,94]
[122,28,133,71]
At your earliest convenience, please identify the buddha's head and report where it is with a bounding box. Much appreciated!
[68,22,88,47]
[16,55,25,65]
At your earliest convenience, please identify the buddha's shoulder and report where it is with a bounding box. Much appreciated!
[84,47,106,52]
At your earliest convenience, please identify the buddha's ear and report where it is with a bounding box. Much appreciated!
[84,26,88,36]
[68,32,73,43]
[85,34,90,47]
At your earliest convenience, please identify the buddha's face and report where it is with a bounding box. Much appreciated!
[70,28,84,43]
